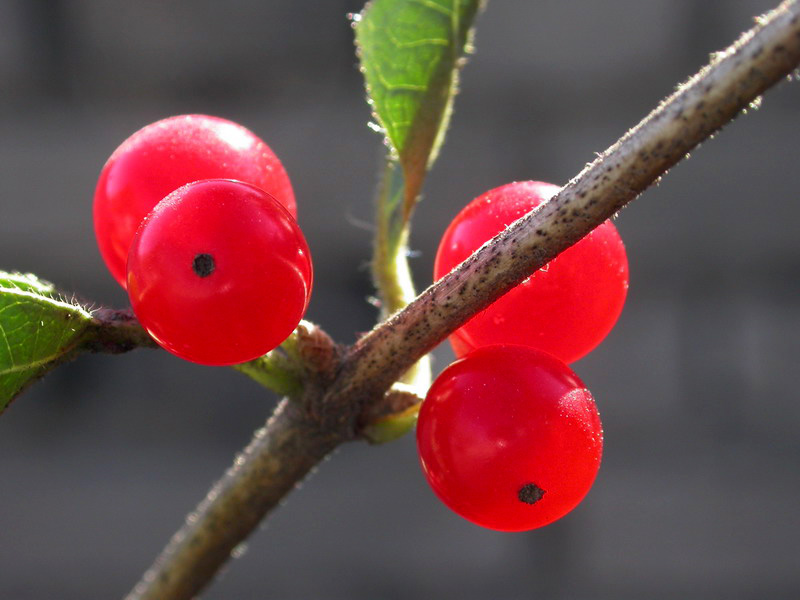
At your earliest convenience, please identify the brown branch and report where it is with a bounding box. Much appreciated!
[125,2,800,599]
[84,308,160,353]
[124,399,342,600]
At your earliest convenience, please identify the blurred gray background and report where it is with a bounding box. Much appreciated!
[1,1,799,598]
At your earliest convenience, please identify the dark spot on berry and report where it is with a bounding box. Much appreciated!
[518,483,546,505]
[193,253,215,277]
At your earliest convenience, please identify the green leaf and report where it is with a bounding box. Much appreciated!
[0,272,93,412]
[355,0,484,217]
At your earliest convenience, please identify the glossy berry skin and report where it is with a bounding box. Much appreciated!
[127,179,312,366]
[416,345,603,532]
[95,114,296,288]
[434,181,628,364]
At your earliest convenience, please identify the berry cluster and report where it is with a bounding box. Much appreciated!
[417,181,629,531]
[92,119,627,531]
[94,115,313,366]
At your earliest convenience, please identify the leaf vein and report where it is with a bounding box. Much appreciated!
[0,353,62,376]
[408,0,453,18]
[0,323,16,369]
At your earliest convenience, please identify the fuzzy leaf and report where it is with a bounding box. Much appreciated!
[355,0,483,215]
[0,272,93,412]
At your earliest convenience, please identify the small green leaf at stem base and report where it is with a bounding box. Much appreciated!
[232,353,304,398]
[363,403,421,444]
[362,383,423,444]
[233,321,341,398]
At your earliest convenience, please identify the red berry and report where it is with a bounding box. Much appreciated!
[434,181,629,363]
[94,114,296,288]
[416,345,603,532]
[127,179,312,366]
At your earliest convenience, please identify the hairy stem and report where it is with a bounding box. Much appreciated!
[372,161,414,319]
[126,3,800,598]
[125,399,342,600]
[371,160,432,393]
[84,308,159,353]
